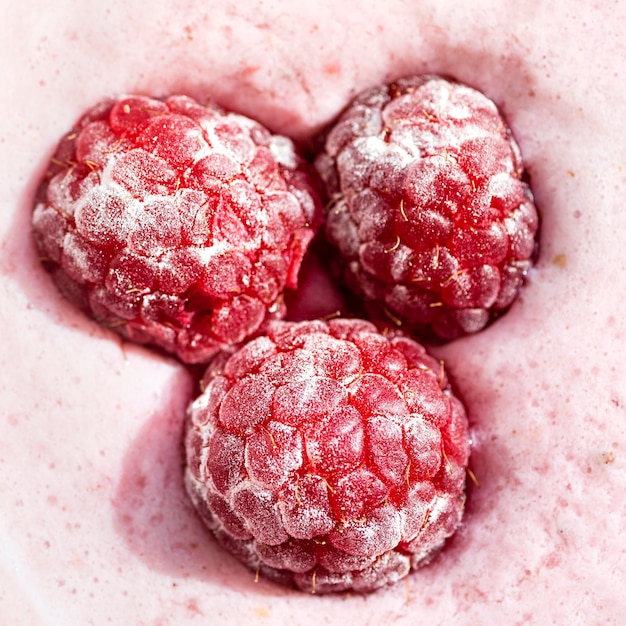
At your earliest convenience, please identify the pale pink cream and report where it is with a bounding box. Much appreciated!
[1,1,626,625]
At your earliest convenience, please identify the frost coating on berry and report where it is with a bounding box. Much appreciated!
[33,95,321,363]
[316,75,539,340]
[185,319,470,593]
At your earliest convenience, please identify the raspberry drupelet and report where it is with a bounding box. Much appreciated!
[32,95,321,363]
[184,318,471,593]
[315,75,539,340]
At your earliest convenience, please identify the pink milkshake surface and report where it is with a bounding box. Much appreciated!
[1,1,625,624]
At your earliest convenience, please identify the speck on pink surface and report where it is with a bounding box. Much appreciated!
[1,1,626,625]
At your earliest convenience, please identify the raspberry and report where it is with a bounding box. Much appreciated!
[316,75,539,340]
[32,95,321,363]
[184,318,470,593]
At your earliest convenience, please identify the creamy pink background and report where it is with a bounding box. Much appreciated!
[1,1,625,624]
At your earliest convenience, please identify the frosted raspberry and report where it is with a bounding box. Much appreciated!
[185,318,470,593]
[32,95,321,363]
[316,75,539,340]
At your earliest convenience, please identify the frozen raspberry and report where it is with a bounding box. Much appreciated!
[316,75,539,340]
[184,318,470,593]
[32,95,321,363]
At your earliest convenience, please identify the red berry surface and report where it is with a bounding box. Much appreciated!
[32,95,321,363]
[316,75,539,340]
[185,318,470,593]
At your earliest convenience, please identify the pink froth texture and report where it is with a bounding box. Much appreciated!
[1,0,626,625]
